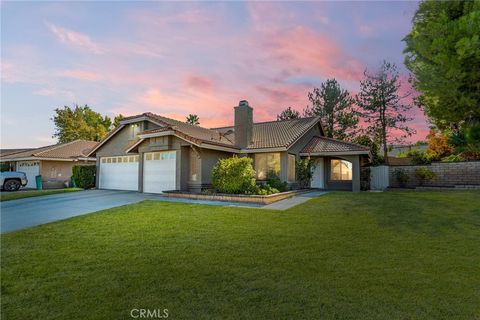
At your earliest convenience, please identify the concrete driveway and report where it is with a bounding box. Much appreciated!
[0,190,167,233]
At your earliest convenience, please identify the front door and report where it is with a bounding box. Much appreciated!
[311,158,325,189]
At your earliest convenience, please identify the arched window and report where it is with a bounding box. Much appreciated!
[330,159,352,180]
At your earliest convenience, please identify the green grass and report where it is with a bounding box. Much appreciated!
[1,191,479,319]
[0,188,83,202]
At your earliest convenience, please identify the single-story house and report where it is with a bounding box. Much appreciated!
[88,100,370,192]
[0,140,97,188]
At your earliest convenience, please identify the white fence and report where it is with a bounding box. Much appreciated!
[370,166,389,190]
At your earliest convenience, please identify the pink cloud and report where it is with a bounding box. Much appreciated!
[48,23,104,54]
[185,75,214,92]
[60,69,102,81]
[256,26,364,82]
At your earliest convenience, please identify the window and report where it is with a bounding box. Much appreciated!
[255,153,280,180]
[330,159,352,180]
[131,124,141,139]
[288,154,296,182]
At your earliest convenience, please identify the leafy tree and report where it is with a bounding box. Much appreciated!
[403,0,480,130]
[303,79,358,141]
[355,134,383,165]
[186,114,200,125]
[277,107,300,121]
[426,128,453,161]
[113,114,125,128]
[52,105,112,143]
[356,61,416,164]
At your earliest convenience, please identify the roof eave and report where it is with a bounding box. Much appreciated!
[299,151,370,156]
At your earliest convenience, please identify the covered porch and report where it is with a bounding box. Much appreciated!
[300,136,370,192]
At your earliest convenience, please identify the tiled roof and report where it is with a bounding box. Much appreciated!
[301,136,370,154]
[214,117,321,149]
[106,112,322,151]
[141,113,236,147]
[0,140,98,160]
[0,148,35,157]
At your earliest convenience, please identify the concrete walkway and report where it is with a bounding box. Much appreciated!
[261,191,327,210]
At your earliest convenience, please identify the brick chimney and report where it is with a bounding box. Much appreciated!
[234,100,253,149]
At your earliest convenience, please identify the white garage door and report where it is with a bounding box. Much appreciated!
[16,161,40,189]
[99,155,139,191]
[143,151,176,194]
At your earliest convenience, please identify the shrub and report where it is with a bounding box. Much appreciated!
[211,156,256,194]
[414,167,436,186]
[406,149,432,165]
[441,154,462,162]
[393,168,409,187]
[248,183,279,195]
[72,165,96,189]
[266,170,288,192]
[296,159,315,188]
[360,167,371,191]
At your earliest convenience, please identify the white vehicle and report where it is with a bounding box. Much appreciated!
[0,171,28,191]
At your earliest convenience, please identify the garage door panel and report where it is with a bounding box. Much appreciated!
[16,161,40,189]
[143,151,176,194]
[99,156,138,191]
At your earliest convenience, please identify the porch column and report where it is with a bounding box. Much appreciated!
[351,155,360,192]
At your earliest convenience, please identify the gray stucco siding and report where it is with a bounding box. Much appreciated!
[96,121,160,157]
[199,149,232,185]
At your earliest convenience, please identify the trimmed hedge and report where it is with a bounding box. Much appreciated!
[72,165,96,189]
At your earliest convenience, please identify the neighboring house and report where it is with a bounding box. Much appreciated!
[0,140,97,189]
[388,144,428,157]
[88,100,370,192]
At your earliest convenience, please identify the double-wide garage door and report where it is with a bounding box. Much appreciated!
[99,155,139,191]
[99,151,176,193]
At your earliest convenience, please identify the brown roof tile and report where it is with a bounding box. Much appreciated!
[301,136,370,154]
[0,140,98,160]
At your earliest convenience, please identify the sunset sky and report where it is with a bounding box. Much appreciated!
[1,1,429,148]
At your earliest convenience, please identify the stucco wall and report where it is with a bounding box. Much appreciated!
[40,160,94,189]
[96,121,159,157]
[199,148,231,185]
[389,161,480,188]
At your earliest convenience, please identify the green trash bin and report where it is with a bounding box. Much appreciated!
[35,175,43,190]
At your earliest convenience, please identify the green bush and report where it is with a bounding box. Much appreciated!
[441,154,462,162]
[360,167,371,191]
[296,159,315,188]
[393,168,409,188]
[407,149,432,165]
[248,184,279,195]
[212,156,256,194]
[266,170,289,192]
[414,167,436,186]
[72,165,96,189]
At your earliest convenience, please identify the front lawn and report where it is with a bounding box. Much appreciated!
[1,191,479,319]
[0,188,83,202]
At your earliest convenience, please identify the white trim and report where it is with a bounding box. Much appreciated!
[119,116,151,125]
[125,139,145,153]
[299,151,369,156]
